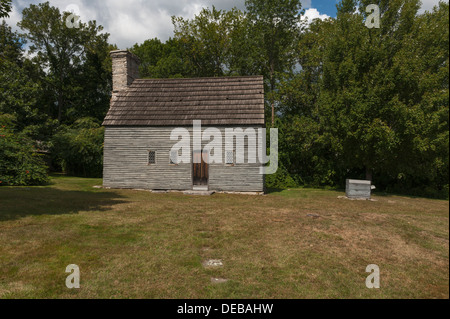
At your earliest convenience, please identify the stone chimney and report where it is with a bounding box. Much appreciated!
[110,50,140,96]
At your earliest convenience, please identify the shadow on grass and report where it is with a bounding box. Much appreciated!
[265,187,285,194]
[0,187,127,222]
[265,187,345,196]
[371,190,448,200]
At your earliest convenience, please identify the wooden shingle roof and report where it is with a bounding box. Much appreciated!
[102,76,265,126]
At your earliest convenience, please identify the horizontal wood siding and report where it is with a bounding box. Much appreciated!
[103,126,264,192]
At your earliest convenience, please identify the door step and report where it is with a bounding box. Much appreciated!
[193,186,209,191]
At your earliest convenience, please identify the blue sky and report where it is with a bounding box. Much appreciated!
[311,0,338,17]
[3,0,446,49]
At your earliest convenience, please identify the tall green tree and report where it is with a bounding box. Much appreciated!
[320,0,447,185]
[18,2,112,124]
[0,59,41,131]
[130,38,165,77]
[245,0,303,126]
[130,38,191,78]
[172,6,249,77]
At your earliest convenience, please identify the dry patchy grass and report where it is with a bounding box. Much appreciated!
[0,177,448,298]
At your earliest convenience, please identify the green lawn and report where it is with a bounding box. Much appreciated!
[0,176,448,299]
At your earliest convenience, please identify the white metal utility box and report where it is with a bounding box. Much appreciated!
[346,179,372,199]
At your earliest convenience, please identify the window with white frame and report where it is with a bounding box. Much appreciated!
[225,150,234,165]
[148,150,156,165]
[170,150,178,165]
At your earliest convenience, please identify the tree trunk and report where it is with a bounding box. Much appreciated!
[271,101,275,127]
[270,69,275,127]
[365,167,373,181]
[57,95,63,123]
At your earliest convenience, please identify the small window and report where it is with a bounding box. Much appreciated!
[170,150,178,165]
[148,151,156,165]
[225,150,234,165]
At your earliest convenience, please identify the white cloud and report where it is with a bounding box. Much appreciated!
[419,0,449,13]
[3,2,21,30]
[301,0,312,9]
[301,8,330,23]
[3,0,247,48]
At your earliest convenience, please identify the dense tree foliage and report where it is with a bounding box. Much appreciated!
[0,0,11,18]
[0,114,49,186]
[51,118,104,177]
[130,37,190,78]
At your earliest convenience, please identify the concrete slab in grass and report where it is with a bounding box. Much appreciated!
[211,278,229,284]
[202,259,223,268]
